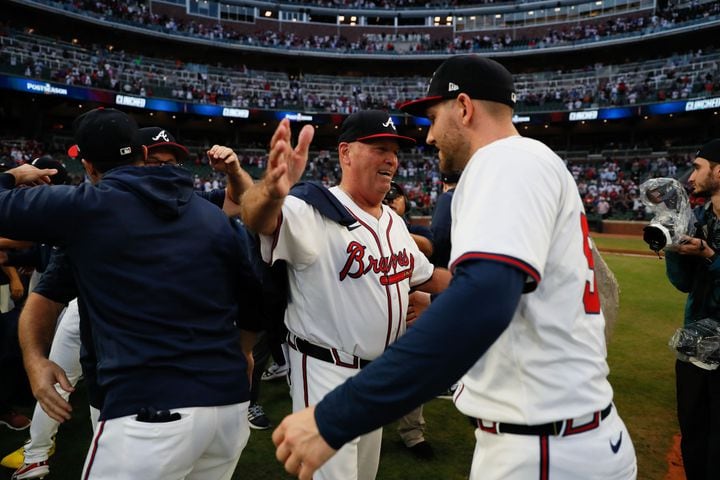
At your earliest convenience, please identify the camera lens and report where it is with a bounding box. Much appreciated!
[643,224,672,252]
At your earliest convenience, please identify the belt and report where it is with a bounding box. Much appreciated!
[287,333,371,369]
[475,403,613,437]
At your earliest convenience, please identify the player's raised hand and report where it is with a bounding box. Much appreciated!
[207,145,241,175]
[5,164,58,186]
[264,119,315,199]
[272,406,337,480]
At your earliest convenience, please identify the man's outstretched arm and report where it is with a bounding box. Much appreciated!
[273,259,525,479]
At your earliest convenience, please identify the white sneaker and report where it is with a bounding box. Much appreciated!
[12,460,49,480]
[261,362,289,381]
[437,383,459,400]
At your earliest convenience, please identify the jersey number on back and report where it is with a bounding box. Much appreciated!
[580,213,601,314]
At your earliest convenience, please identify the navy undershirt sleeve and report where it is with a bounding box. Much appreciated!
[314,259,525,449]
[0,173,15,189]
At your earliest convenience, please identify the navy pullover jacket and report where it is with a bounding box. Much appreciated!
[0,165,262,420]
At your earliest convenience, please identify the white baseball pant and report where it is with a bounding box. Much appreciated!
[288,347,382,480]
[82,402,250,480]
[469,406,637,479]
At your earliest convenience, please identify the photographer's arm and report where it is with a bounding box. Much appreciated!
[665,251,695,293]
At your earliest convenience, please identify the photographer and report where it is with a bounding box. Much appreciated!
[664,138,720,480]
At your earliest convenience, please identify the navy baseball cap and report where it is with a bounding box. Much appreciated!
[338,110,416,149]
[697,139,720,163]
[68,108,142,168]
[137,127,189,162]
[384,181,406,202]
[0,156,15,173]
[441,170,462,184]
[32,155,69,185]
[400,55,516,117]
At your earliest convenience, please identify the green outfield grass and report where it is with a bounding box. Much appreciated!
[0,253,686,480]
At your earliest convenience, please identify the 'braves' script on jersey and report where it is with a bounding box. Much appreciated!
[339,241,414,284]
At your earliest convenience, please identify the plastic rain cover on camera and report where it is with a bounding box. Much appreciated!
[639,178,695,251]
[669,318,720,370]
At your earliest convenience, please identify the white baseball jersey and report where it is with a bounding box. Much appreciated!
[260,186,434,360]
[451,135,613,424]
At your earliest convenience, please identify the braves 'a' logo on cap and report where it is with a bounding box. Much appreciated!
[448,82,460,92]
[382,117,397,131]
[151,130,171,143]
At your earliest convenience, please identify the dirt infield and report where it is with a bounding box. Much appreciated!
[665,435,686,480]
[599,247,659,257]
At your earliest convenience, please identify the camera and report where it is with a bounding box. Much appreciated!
[669,318,720,368]
[639,178,695,252]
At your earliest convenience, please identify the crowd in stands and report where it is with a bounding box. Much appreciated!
[38,0,720,57]
[571,153,693,221]
[283,0,513,8]
[0,137,697,219]
[2,25,720,116]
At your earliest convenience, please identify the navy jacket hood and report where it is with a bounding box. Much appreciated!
[104,165,194,219]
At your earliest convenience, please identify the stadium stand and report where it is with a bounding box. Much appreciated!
[1,29,718,114]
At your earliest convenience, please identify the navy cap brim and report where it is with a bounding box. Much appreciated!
[399,95,446,118]
[148,142,190,162]
[354,133,416,149]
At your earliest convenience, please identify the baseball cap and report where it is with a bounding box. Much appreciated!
[400,55,516,117]
[441,170,462,184]
[136,127,189,163]
[338,110,416,149]
[32,155,69,185]
[67,107,142,168]
[0,156,15,173]
[697,139,720,163]
[384,181,406,202]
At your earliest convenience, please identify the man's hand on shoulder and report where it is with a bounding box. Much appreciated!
[5,164,58,187]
